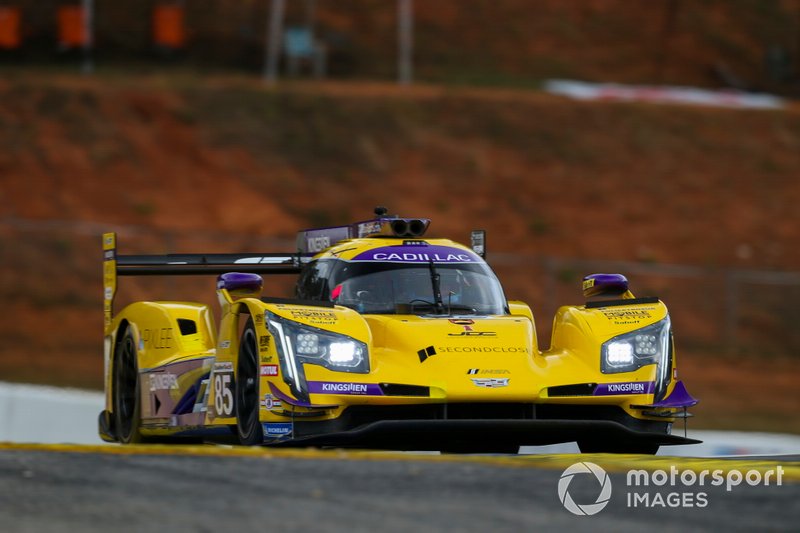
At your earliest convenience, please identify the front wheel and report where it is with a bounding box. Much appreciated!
[236,318,262,445]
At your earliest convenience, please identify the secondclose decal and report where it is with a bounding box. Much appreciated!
[418,345,528,362]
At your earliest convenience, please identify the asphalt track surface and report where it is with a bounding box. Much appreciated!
[0,445,797,533]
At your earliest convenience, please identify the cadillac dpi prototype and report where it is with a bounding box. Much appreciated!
[99,208,699,453]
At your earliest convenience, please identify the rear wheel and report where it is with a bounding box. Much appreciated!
[113,327,145,444]
[236,318,262,445]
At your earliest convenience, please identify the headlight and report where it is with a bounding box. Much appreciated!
[601,317,671,374]
[267,313,369,375]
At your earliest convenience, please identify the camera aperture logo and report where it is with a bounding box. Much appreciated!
[558,462,612,516]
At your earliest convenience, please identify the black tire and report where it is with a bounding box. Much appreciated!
[578,440,660,455]
[236,318,262,445]
[113,327,145,444]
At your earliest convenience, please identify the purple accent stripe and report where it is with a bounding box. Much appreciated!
[307,381,384,396]
[173,372,210,415]
[594,381,655,396]
[351,245,480,264]
[634,380,699,409]
[267,382,337,409]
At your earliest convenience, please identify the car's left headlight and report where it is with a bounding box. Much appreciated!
[267,313,369,374]
[601,317,671,375]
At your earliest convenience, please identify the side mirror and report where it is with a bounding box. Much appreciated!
[217,272,263,299]
[582,273,629,298]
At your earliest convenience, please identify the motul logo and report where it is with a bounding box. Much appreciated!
[260,364,279,376]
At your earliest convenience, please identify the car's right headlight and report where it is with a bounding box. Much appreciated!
[267,313,369,375]
[601,317,671,374]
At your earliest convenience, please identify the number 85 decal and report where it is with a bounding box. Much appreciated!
[214,372,234,417]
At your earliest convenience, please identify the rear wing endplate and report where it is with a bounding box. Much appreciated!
[103,232,307,329]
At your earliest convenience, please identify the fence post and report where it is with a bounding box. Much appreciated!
[264,0,286,83]
[397,0,413,85]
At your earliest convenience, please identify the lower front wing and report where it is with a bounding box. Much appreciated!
[266,419,702,452]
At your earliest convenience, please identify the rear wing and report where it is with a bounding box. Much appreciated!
[103,232,307,329]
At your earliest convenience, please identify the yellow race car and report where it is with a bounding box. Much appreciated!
[99,207,698,453]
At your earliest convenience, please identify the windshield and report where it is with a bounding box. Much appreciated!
[326,260,508,315]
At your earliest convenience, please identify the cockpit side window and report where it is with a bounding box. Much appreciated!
[296,260,333,300]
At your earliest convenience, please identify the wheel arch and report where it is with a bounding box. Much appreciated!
[106,301,215,420]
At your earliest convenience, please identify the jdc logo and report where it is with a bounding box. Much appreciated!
[447,331,496,337]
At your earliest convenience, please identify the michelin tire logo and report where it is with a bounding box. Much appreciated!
[558,462,612,516]
[263,422,292,437]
